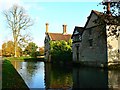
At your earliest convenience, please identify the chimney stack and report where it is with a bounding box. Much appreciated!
[45,23,49,33]
[63,24,67,34]
[106,1,111,15]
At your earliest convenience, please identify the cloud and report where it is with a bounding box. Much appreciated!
[0,0,102,11]
[33,5,44,11]
[0,0,40,11]
[19,0,102,2]
[0,0,44,13]
[0,0,21,11]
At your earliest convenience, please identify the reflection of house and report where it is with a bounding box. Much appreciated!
[44,23,71,62]
[108,70,120,89]
[44,63,73,89]
[72,67,108,88]
[72,3,120,67]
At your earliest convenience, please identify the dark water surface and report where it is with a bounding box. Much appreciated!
[11,61,120,89]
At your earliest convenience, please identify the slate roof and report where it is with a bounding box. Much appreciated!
[71,26,84,38]
[47,33,71,42]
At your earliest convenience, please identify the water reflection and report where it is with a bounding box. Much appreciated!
[45,63,73,89]
[108,70,120,89]
[11,61,45,89]
[72,67,108,88]
[11,61,120,89]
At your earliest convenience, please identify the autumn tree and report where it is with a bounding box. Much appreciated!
[2,41,22,57]
[24,42,38,57]
[3,5,33,57]
[39,47,44,56]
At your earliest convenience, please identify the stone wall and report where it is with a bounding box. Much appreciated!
[72,42,81,62]
[79,25,107,67]
[107,25,120,65]
[44,34,50,61]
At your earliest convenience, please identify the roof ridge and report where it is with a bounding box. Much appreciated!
[49,32,71,35]
[49,32,62,34]
[92,10,103,15]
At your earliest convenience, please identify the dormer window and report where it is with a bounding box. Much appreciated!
[73,35,82,42]
[74,30,79,34]
[72,27,84,43]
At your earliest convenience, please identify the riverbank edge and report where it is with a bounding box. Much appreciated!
[3,56,44,62]
[2,60,29,89]
[47,60,120,70]
[73,62,120,70]
[4,56,120,70]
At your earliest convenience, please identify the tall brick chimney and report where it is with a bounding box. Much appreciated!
[45,23,49,33]
[63,24,67,34]
[106,1,111,15]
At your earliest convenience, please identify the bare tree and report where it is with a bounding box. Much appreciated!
[3,5,33,57]
[98,1,120,38]
[98,1,120,61]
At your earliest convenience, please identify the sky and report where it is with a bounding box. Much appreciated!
[0,0,104,49]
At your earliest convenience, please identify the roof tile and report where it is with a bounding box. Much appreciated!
[48,33,71,41]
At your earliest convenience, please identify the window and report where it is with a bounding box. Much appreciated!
[89,39,93,47]
[76,46,79,61]
[89,29,92,35]
[44,38,48,43]
[73,37,75,42]
[76,36,79,41]
[72,34,82,42]
[79,35,82,41]
[76,46,79,53]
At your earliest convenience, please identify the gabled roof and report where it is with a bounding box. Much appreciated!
[71,26,84,38]
[93,10,103,16]
[84,10,104,29]
[84,10,120,29]
[47,33,71,42]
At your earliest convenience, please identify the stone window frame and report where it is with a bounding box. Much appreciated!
[89,39,93,47]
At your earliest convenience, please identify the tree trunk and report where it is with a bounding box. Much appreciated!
[14,36,18,57]
[14,44,17,57]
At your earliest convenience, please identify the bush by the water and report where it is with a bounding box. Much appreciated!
[50,40,72,63]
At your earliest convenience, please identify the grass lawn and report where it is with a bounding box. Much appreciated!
[3,56,32,61]
[2,60,29,89]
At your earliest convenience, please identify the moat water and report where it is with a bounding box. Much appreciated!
[11,61,120,89]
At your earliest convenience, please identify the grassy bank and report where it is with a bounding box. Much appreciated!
[2,60,29,89]
[3,56,44,62]
[3,56,31,61]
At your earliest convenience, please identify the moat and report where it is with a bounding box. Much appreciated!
[11,61,120,89]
